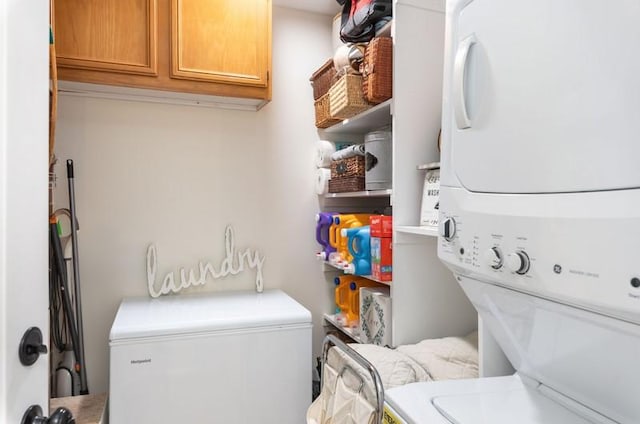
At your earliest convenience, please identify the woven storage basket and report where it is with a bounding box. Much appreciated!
[314,93,342,129]
[362,37,393,104]
[329,74,371,120]
[310,59,338,101]
[330,156,365,179]
[328,176,365,193]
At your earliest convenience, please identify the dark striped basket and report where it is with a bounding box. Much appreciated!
[328,176,365,193]
[310,59,338,100]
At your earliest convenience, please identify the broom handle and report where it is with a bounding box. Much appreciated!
[67,160,89,395]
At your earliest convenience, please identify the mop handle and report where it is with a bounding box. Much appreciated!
[67,159,89,395]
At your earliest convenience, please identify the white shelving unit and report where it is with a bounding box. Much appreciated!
[324,189,391,199]
[390,0,476,346]
[321,99,391,136]
[323,314,364,344]
[318,0,477,348]
[395,225,439,237]
[323,261,392,286]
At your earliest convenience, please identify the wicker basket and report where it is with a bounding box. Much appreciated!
[328,176,366,193]
[310,59,338,101]
[330,156,365,179]
[314,93,342,128]
[362,37,393,104]
[329,74,371,120]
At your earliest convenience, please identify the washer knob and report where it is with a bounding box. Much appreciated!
[440,218,457,241]
[506,250,530,275]
[484,247,503,269]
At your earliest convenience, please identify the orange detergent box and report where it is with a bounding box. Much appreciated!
[370,215,392,281]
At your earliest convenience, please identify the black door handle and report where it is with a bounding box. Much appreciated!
[21,405,75,424]
[19,327,48,366]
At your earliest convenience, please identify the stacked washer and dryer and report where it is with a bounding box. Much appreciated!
[384,0,640,423]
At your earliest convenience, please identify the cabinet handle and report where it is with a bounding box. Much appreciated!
[453,34,476,129]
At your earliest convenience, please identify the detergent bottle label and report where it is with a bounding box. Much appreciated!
[382,406,404,424]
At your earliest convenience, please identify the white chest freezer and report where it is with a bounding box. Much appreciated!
[109,289,312,424]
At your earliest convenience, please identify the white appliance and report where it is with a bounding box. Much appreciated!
[109,289,312,423]
[384,0,640,422]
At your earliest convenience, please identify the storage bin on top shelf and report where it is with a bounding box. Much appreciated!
[329,74,371,120]
[315,93,342,129]
[311,35,391,129]
[315,74,373,129]
[362,36,393,104]
[312,59,342,129]
[310,59,338,100]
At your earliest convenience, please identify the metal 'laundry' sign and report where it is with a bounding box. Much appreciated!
[146,226,265,297]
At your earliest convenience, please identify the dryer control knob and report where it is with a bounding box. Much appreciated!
[506,251,530,275]
[440,218,457,241]
[484,247,503,269]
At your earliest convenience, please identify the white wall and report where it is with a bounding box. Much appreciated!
[53,7,334,394]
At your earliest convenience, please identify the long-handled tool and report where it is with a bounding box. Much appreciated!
[49,220,82,388]
[67,159,89,395]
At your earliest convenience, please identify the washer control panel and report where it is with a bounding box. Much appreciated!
[438,187,640,324]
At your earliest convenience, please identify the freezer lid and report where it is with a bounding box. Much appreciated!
[109,289,311,341]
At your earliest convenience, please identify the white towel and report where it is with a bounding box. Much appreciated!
[316,140,336,168]
[316,168,331,195]
[333,45,352,72]
[331,144,365,161]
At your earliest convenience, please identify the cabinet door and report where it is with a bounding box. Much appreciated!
[171,0,270,88]
[55,0,158,75]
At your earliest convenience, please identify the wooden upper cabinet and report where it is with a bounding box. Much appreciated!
[54,0,272,106]
[171,0,269,88]
[55,0,158,75]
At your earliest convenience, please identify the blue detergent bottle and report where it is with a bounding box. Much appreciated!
[342,226,371,275]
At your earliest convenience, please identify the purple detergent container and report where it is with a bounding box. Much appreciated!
[342,226,371,275]
[315,212,336,261]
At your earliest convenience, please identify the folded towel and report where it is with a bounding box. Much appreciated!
[331,144,365,161]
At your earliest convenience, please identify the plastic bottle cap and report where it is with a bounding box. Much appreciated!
[350,282,357,290]
[334,277,341,285]
[334,217,341,224]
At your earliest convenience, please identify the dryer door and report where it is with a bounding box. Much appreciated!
[445,0,640,194]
